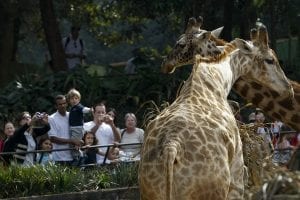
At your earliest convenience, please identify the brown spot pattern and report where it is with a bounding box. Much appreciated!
[278,98,293,110]
[252,93,264,105]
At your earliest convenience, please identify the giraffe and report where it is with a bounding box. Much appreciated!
[139,26,293,200]
[161,16,226,74]
[161,20,300,132]
[233,79,300,131]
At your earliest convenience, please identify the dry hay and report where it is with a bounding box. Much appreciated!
[239,123,300,199]
[250,171,300,200]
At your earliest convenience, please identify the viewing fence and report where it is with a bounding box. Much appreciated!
[0,142,143,166]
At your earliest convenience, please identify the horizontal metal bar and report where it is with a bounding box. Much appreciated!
[0,142,142,155]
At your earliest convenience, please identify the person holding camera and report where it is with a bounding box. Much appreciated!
[83,103,121,164]
[3,112,50,166]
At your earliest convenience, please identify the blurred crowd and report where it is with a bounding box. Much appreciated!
[246,108,299,166]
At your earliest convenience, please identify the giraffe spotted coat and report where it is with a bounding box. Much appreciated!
[139,26,293,200]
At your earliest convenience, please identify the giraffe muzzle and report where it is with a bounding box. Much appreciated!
[161,62,175,74]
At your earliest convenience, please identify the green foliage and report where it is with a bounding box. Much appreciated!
[0,163,138,198]
[0,62,190,128]
[253,0,265,8]
[109,162,139,187]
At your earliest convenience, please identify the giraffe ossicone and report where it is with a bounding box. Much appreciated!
[139,25,293,200]
[161,16,225,74]
[161,19,299,131]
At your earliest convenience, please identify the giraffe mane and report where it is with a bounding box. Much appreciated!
[195,42,236,64]
[210,35,228,46]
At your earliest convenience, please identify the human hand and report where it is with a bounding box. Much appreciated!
[96,114,105,125]
[104,115,114,125]
[30,113,41,126]
[71,139,84,147]
[41,113,49,124]
[113,142,120,147]
[82,144,91,149]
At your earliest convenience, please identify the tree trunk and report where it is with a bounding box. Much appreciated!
[0,1,19,87]
[269,0,276,50]
[239,1,252,40]
[39,0,67,72]
[222,0,234,41]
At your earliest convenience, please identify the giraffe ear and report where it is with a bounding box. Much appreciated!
[195,31,211,41]
[233,38,252,54]
[250,28,258,43]
[257,25,269,49]
[185,17,197,34]
[211,26,224,38]
[196,16,203,28]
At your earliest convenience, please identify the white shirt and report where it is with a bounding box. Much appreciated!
[257,127,271,143]
[120,128,144,156]
[83,121,115,164]
[48,111,73,161]
[63,35,84,69]
[271,121,283,133]
[23,131,36,166]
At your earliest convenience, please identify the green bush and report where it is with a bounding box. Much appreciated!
[109,162,139,187]
[0,163,138,198]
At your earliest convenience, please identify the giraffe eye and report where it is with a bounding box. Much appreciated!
[176,43,185,48]
[264,58,274,65]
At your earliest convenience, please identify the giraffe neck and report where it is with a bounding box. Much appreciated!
[179,50,251,100]
[233,78,300,131]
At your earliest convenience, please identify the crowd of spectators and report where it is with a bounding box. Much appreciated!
[246,109,299,166]
[229,101,299,167]
[0,90,144,167]
[1,92,299,169]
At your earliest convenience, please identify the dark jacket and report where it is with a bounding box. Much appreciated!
[2,123,50,165]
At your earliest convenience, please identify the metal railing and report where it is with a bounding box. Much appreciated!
[0,142,143,166]
[1,140,298,166]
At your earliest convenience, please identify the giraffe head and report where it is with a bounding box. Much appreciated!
[231,25,293,97]
[161,16,224,73]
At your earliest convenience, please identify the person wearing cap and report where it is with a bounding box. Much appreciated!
[62,25,86,69]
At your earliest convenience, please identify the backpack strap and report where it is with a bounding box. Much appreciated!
[79,39,83,49]
[120,129,126,142]
[64,37,70,48]
[64,37,84,49]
